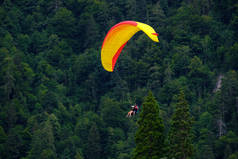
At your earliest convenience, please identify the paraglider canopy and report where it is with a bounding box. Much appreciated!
[101,21,159,72]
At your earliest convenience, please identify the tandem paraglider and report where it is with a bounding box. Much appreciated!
[100,21,159,118]
[126,103,139,118]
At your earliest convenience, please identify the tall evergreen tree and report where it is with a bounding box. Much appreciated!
[132,91,166,159]
[85,122,102,159]
[27,114,57,159]
[168,90,194,159]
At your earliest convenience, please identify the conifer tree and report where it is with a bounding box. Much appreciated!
[28,115,57,159]
[132,91,165,159]
[168,90,194,159]
[85,123,102,159]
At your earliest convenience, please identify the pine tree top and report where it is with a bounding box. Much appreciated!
[132,91,166,159]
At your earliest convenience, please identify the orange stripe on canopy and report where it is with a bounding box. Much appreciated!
[101,21,159,72]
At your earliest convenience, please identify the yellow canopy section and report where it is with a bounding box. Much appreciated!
[101,21,159,72]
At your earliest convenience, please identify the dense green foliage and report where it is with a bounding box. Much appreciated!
[0,0,238,159]
[168,90,193,159]
[132,91,165,159]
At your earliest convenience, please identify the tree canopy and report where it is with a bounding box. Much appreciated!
[0,0,238,159]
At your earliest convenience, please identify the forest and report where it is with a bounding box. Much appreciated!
[0,0,238,159]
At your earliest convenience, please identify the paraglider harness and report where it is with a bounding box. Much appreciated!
[127,104,139,117]
[132,104,138,115]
